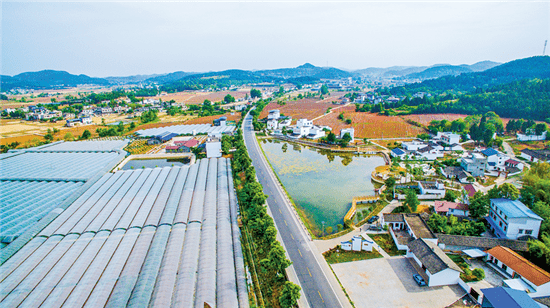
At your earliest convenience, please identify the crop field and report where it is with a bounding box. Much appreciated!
[124,140,157,155]
[401,114,469,126]
[315,106,425,138]
[183,90,249,104]
[261,101,336,122]
[185,112,242,124]
[2,86,115,108]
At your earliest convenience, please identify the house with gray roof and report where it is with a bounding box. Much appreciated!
[406,238,463,287]
[487,199,543,240]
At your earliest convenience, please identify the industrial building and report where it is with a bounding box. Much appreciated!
[0,158,248,308]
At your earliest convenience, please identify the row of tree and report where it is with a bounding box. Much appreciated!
[229,129,301,307]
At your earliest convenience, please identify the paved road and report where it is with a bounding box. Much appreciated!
[242,112,344,308]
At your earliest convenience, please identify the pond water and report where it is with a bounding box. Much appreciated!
[121,158,190,170]
[260,139,385,234]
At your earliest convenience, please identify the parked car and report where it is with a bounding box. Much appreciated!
[368,225,382,231]
[413,274,426,286]
[367,215,379,224]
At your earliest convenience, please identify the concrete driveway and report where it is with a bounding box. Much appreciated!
[331,256,465,308]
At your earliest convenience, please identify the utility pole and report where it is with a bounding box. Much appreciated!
[543,40,548,56]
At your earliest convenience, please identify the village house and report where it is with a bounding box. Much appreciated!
[402,140,428,151]
[166,139,200,153]
[504,159,524,176]
[418,181,446,197]
[461,152,487,177]
[462,184,477,204]
[340,235,374,252]
[213,116,227,127]
[267,109,280,120]
[65,117,92,127]
[381,213,438,250]
[482,148,510,174]
[406,238,463,287]
[434,132,461,145]
[340,128,354,142]
[306,126,326,140]
[416,145,444,160]
[487,199,542,240]
[486,246,550,298]
[390,148,407,158]
[521,149,550,163]
[441,166,469,183]
[434,200,469,217]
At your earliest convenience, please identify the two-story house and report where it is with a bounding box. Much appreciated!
[487,199,542,240]
[461,152,487,177]
[482,148,509,173]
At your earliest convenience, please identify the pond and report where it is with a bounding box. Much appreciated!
[121,158,190,170]
[259,139,385,235]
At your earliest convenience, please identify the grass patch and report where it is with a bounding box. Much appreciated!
[371,234,406,256]
[447,253,485,282]
[323,245,382,264]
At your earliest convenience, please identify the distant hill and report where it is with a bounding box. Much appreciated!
[144,71,197,84]
[390,56,550,94]
[1,70,110,92]
[255,63,353,80]
[105,74,164,84]
[355,61,500,79]
[403,65,473,80]
[464,60,501,72]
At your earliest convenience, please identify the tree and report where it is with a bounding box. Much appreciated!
[327,132,337,143]
[325,226,333,234]
[498,183,520,200]
[224,94,235,104]
[337,224,343,232]
[64,132,74,141]
[81,129,91,140]
[338,112,344,121]
[469,191,489,218]
[320,84,329,95]
[443,190,458,202]
[345,118,352,124]
[403,190,419,212]
[535,123,548,135]
[427,213,448,233]
[250,88,262,99]
[279,281,301,307]
[339,132,352,147]
[129,122,136,130]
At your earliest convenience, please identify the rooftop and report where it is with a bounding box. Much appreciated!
[463,184,477,197]
[0,140,127,243]
[482,148,499,157]
[404,213,436,239]
[136,124,235,137]
[434,201,468,213]
[481,287,541,308]
[487,246,550,286]
[491,199,542,221]
[436,234,529,251]
[0,158,247,307]
[407,238,463,274]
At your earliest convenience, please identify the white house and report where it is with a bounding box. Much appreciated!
[487,199,543,240]
[482,148,509,173]
[340,128,354,142]
[461,152,487,177]
[267,119,278,130]
[434,201,469,217]
[521,149,550,163]
[306,126,326,139]
[416,146,443,160]
[418,181,446,196]
[486,246,550,298]
[391,148,407,158]
[406,238,463,287]
[267,109,280,120]
[402,141,428,151]
[517,130,547,141]
[291,126,310,138]
[436,132,461,145]
[296,118,313,128]
[341,235,374,252]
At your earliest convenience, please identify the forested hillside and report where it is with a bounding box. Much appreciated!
[390,56,550,94]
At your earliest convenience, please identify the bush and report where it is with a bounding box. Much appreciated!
[472,268,485,280]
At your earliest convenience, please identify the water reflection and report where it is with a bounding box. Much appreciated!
[260,138,384,234]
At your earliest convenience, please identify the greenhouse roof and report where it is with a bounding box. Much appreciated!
[0,140,127,243]
[136,124,235,137]
[0,158,247,308]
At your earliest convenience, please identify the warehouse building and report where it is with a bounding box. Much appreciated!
[0,158,248,308]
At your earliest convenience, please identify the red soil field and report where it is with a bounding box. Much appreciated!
[401,114,469,126]
[316,108,425,139]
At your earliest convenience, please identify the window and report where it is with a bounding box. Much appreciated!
[526,230,533,235]
[504,226,507,231]
[519,229,524,234]
[504,215,507,220]
[499,221,503,227]
[502,264,508,271]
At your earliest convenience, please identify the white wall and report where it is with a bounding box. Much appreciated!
[427,268,461,287]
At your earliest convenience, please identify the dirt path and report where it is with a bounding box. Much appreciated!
[311,103,351,121]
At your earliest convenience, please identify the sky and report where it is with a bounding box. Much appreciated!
[2,1,549,77]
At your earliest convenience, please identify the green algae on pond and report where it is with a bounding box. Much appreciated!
[259,139,385,235]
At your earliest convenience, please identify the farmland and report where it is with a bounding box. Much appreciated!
[400,114,469,126]
[185,112,242,124]
[155,90,249,105]
[315,106,425,138]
